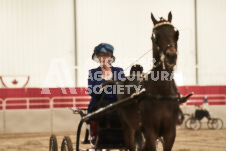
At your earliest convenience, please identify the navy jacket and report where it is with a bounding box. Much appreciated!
[87,66,125,112]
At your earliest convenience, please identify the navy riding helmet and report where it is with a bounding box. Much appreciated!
[92,43,115,62]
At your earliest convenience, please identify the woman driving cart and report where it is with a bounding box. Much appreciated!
[87,43,125,146]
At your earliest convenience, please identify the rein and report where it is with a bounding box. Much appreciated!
[124,49,152,72]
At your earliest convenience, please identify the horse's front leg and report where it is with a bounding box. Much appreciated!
[134,130,144,151]
[163,126,176,151]
[122,121,135,151]
[142,127,157,151]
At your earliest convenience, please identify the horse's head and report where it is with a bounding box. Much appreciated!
[151,12,179,69]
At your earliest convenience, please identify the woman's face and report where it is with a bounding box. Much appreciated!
[97,53,113,67]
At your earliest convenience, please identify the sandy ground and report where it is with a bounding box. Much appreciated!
[0,128,226,151]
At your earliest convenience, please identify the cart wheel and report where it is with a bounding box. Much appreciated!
[90,135,99,148]
[185,118,192,129]
[61,136,73,151]
[190,118,201,130]
[189,118,200,130]
[212,118,223,130]
[81,129,89,144]
[81,124,90,144]
[177,109,184,125]
[207,119,213,129]
[217,118,223,129]
[49,134,58,151]
[156,137,164,151]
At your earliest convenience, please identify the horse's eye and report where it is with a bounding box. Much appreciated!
[151,33,158,42]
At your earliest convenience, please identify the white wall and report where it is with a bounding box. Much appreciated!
[197,0,226,85]
[0,0,226,87]
[76,0,196,87]
[1,109,81,133]
[4,110,51,133]
[0,0,75,87]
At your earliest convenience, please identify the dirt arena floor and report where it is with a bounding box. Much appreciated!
[0,128,225,151]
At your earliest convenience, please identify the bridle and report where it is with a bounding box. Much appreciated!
[151,21,179,69]
[132,21,181,101]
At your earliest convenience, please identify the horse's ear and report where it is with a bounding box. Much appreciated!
[168,11,172,22]
[151,13,157,25]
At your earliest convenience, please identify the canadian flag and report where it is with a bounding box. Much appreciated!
[0,76,30,88]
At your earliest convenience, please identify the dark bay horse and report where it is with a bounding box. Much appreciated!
[117,12,180,151]
[140,12,179,151]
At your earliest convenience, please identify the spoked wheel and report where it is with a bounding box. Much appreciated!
[177,109,184,125]
[207,119,213,129]
[61,136,73,151]
[49,134,58,151]
[90,135,99,148]
[185,118,192,129]
[208,118,223,130]
[186,118,201,130]
[190,118,201,130]
[81,123,90,144]
[156,137,164,151]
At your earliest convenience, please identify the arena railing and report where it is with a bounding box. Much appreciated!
[1,94,226,110]
[4,97,51,110]
[185,94,226,105]
[0,99,3,110]
[2,96,91,110]
[51,96,90,109]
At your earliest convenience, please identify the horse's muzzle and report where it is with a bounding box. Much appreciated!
[165,48,177,67]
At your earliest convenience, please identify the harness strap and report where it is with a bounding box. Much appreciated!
[131,89,179,102]
[153,21,174,30]
[144,94,179,101]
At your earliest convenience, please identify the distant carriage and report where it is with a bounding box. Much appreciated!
[184,107,223,130]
